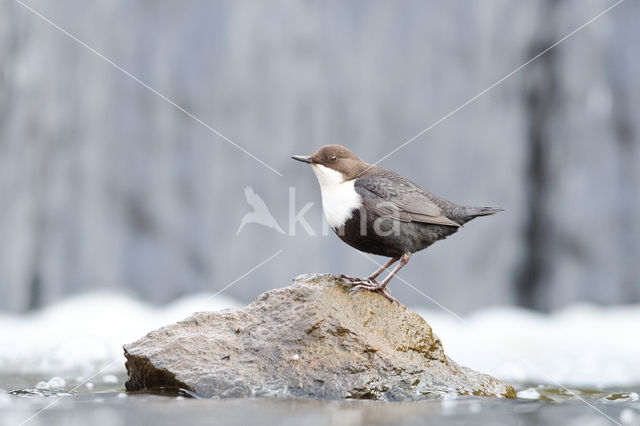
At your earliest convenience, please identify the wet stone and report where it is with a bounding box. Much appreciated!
[124,274,515,400]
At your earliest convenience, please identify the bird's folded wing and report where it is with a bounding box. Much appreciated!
[354,174,460,227]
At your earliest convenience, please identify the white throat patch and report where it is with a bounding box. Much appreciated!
[311,164,362,229]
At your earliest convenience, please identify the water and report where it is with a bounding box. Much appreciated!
[1,292,640,425]
[2,378,640,426]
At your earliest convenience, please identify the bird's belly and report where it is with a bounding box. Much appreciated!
[335,210,459,257]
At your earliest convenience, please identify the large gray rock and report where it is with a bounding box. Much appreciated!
[124,274,515,400]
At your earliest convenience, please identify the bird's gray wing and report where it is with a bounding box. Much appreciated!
[354,169,460,227]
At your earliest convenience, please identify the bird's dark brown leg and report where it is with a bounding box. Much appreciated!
[341,256,399,284]
[372,253,411,301]
[350,253,411,302]
[339,273,362,282]
[375,253,411,291]
[366,257,400,282]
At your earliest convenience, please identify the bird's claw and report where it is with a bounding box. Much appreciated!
[339,274,360,282]
[348,280,396,303]
[340,274,394,303]
[377,288,396,303]
[340,274,378,285]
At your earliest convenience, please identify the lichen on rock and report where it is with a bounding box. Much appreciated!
[124,274,515,399]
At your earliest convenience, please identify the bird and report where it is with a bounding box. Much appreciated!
[236,186,285,235]
[292,144,502,302]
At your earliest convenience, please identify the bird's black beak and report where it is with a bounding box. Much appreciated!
[291,155,313,164]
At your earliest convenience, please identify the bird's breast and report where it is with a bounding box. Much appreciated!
[319,180,362,229]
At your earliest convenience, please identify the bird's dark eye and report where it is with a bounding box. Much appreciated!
[329,155,337,161]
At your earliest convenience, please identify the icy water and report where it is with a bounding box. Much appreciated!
[2,293,640,425]
[2,375,640,426]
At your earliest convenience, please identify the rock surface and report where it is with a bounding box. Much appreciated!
[124,274,515,400]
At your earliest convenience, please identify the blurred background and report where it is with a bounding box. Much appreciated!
[3,4,640,418]
[1,0,639,317]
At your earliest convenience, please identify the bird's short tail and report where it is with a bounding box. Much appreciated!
[458,206,503,225]
[469,206,504,217]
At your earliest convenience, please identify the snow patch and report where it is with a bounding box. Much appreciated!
[0,291,239,378]
[417,303,640,387]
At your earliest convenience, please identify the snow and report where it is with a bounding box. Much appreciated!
[0,291,239,378]
[0,292,639,388]
[416,303,640,388]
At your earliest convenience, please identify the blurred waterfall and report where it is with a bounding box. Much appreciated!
[0,0,638,313]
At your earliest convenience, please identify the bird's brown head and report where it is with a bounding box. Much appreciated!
[291,145,369,182]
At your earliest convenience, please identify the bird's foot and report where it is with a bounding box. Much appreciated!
[340,274,378,286]
[377,288,396,303]
[340,274,378,284]
[348,281,396,303]
[348,280,377,290]
[339,273,361,282]
[340,274,394,302]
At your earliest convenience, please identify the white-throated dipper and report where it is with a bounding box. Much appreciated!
[292,144,502,302]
